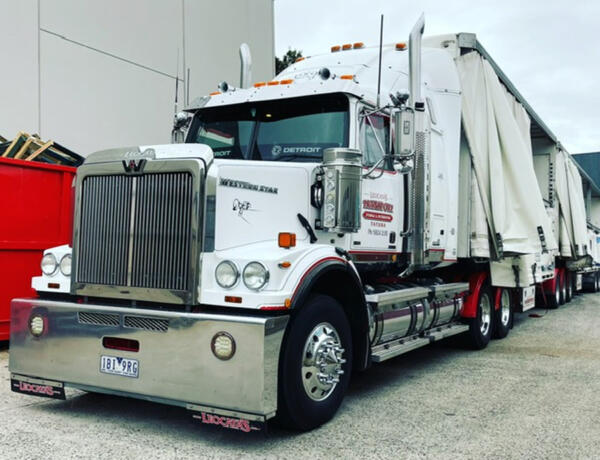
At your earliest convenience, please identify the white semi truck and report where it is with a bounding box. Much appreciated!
[9,17,600,432]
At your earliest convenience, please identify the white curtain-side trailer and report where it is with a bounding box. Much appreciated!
[9,17,600,432]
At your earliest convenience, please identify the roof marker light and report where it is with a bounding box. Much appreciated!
[395,42,407,50]
[353,42,364,49]
[340,74,355,80]
[209,91,221,96]
[267,81,280,86]
[331,45,341,52]
[280,79,294,85]
[342,43,352,50]
[295,56,305,62]
[254,82,266,88]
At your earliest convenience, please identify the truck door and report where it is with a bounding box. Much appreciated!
[351,108,404,261]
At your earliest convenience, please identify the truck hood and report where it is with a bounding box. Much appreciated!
[211,160,312,250]
[84,144,214,166]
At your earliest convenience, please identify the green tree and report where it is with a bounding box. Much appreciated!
[275,49,303,75]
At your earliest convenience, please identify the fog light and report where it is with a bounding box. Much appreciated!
[211,332,236,360]
[29,315,45,337]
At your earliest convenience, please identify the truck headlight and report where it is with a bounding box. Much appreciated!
[59,254,72,276]
[243,262,269,291]
[41,253,58,276]
[215,261,239,288]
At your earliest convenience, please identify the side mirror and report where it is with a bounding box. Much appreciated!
[394,106,415,158]
[172,111,191,144]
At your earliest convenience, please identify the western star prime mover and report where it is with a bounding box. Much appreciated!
[9,17,600,431]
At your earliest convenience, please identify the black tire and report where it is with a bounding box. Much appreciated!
[547,278,560,309]
[277,295,352,431]
[559,272,567,305]
[565,272,573,303]
[467,285,493,349]
[493,288,513,339]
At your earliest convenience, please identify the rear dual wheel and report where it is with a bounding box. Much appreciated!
[547,277,561,309]
[565,272,573,303]
[467,286,493,349]
[493,288,513,339]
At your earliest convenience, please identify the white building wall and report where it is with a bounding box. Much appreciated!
[0,0,274,155]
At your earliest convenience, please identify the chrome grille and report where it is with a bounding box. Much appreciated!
[124,315,169,332]
[76,172,193,292]
[78,176,132,286]
[131,173,192,290]
[78,312,120,327]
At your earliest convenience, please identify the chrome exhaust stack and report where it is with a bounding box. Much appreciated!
[408,14,427,270]
[239,43,252,89]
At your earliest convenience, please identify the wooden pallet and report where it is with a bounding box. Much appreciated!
[0,132,83,166]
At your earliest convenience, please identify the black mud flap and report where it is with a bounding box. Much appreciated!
[11,375,66,400]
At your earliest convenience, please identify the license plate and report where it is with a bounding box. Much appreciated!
[100,355,139,378]
[11,375,66,400]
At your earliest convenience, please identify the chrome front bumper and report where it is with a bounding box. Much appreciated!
[9,298,289,420]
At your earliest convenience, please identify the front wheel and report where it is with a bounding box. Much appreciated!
[277,295,352,431]
[467,285,493,349]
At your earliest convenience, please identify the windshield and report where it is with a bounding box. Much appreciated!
[187,93,349,162]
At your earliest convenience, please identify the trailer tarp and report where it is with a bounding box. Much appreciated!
[457,52,557,255]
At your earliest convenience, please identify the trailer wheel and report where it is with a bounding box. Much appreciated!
[467,285,493,349]
[559,271,567,305]
[277,294,352,431]
[565,272,572,303]
[493,288,512,339]
[547,278,561,309]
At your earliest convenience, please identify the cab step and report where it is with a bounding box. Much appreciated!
[371,322,470,363]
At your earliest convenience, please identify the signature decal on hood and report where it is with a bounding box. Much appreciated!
[233,198,259,223]
[219,177,278,194]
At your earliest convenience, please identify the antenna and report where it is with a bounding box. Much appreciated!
[376,14,384,108]
[186,68,190,106]
[174,48,180,116]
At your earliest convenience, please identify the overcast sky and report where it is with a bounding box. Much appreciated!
[274,0,600,154]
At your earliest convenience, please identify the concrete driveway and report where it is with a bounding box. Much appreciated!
[1,292,599,459]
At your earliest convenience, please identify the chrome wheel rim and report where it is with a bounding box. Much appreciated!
[561,279,566,301]
[555,282,561,305]
[480,294,491,336]
[301,322,346,402]
[500,290,511,326]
